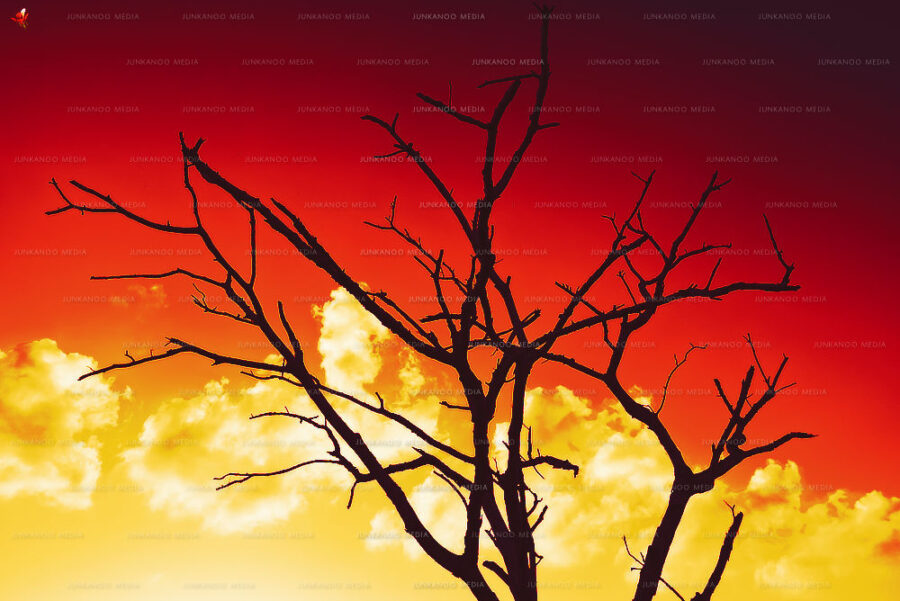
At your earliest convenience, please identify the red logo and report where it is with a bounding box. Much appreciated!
[10,8,28,29]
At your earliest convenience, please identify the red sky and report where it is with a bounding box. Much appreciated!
[1,0,898,498]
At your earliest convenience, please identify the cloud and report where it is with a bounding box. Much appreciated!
[120,288,445,533]
[365,472,469,559]
[369,383,900,599]
[371,385,676,566]
[717,461,900,599]
[313,287,390,394]
[311,289,444,464]
[0,339,126,509]
[120,377,337,534]
[108,285,900,597]
[121,283,168,309]
[518,386,675,567]
[509,387,900,598]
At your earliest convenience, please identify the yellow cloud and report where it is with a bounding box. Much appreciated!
[28,284,888,598]
[311,288,444,465]
[120,288,446,533]
[365,472,469,559]
[0,339,126,509]
[717,461,900,599]
[370,383,900,598]
[119,377,339,534]
[313,287,390,394]
[503,386,900,598]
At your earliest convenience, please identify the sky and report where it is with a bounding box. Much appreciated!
[1,1,898,600]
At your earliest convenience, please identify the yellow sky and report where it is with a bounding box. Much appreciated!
[1,289,898,600]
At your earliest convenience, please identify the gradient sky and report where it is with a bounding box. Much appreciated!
[1,1,898,599]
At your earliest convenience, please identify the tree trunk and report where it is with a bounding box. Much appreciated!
[632,487,692,601]
[504,361,539,601]
[510,548,539,601]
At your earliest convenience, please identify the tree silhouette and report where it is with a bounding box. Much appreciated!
[48,6,811,601]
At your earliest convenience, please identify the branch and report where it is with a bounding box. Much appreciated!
[691,505,744,601]
[541,172,655,348]
[493,5,553,197]
[90,268,223,288]
[79,346,190,380]
[79,337,288,381]
[416,91,488,129]
[47,178,199,234]
[482,560,510,586]
[541,278,799,343]
[191,284,254,324]
[520,455,579,477]
[623,536,685,601]
[179,136,452,364]
[314,383,476,465]
[763,214,794,283]
[361,114,474,241]
[657,343,706,415]
[215,459,341,490]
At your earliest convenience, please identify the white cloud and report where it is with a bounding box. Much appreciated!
[120,377,338,534]
[313,287,390,394]
[0,339,126,509]
[110,285,900,598]
[120,288,446,533]
[369,383,900,599]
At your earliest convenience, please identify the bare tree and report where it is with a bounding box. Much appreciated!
[47,6,811,600]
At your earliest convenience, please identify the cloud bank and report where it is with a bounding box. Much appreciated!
[0,339,126,509]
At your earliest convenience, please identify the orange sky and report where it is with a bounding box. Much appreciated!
[1,1,898,599]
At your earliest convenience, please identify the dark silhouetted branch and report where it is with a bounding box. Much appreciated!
[691,505,744,601]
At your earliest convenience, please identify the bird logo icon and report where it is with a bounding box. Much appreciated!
[10,7,28,29]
